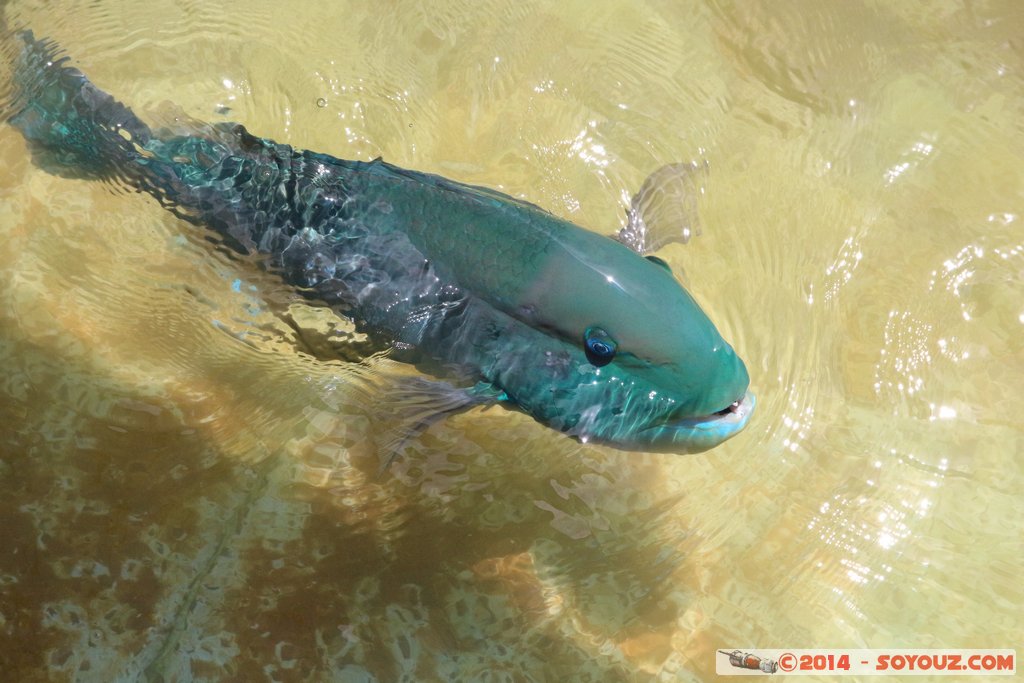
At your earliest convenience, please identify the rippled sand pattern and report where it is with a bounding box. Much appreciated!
[1,1,1021,681]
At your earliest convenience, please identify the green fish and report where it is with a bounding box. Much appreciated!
[4,32,753,456]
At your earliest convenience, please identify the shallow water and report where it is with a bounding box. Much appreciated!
[0,1,1021,681]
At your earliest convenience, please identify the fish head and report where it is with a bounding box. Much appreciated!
[502,229,753,452]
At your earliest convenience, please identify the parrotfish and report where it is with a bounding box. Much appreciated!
[3,32,753,456]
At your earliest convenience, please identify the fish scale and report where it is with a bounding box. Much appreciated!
[4,30,753,453]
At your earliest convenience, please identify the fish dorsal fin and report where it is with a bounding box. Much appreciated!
[617,159,709,255]
[148,100,214,137]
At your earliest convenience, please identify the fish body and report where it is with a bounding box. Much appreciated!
[5,32,753,452]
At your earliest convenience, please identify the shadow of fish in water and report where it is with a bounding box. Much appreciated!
[3,30,753,466]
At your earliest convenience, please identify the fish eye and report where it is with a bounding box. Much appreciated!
[645,255,671,271]
[583,327,617,366]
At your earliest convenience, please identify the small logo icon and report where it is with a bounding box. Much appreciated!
[720,650,779,674]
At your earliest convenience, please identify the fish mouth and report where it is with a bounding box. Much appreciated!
[641,391,756,451]
[711,394,754,420]
[672,391,754,429]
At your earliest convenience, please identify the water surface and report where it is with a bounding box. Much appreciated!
[0,1,1021,680]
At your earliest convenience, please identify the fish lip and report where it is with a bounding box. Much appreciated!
[572,392,755,452]
[656,392,756,433]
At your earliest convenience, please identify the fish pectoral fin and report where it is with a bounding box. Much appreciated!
[616,159,709,255]
[375,378,503,476]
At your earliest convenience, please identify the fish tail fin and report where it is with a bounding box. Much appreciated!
[4,30,153,179]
